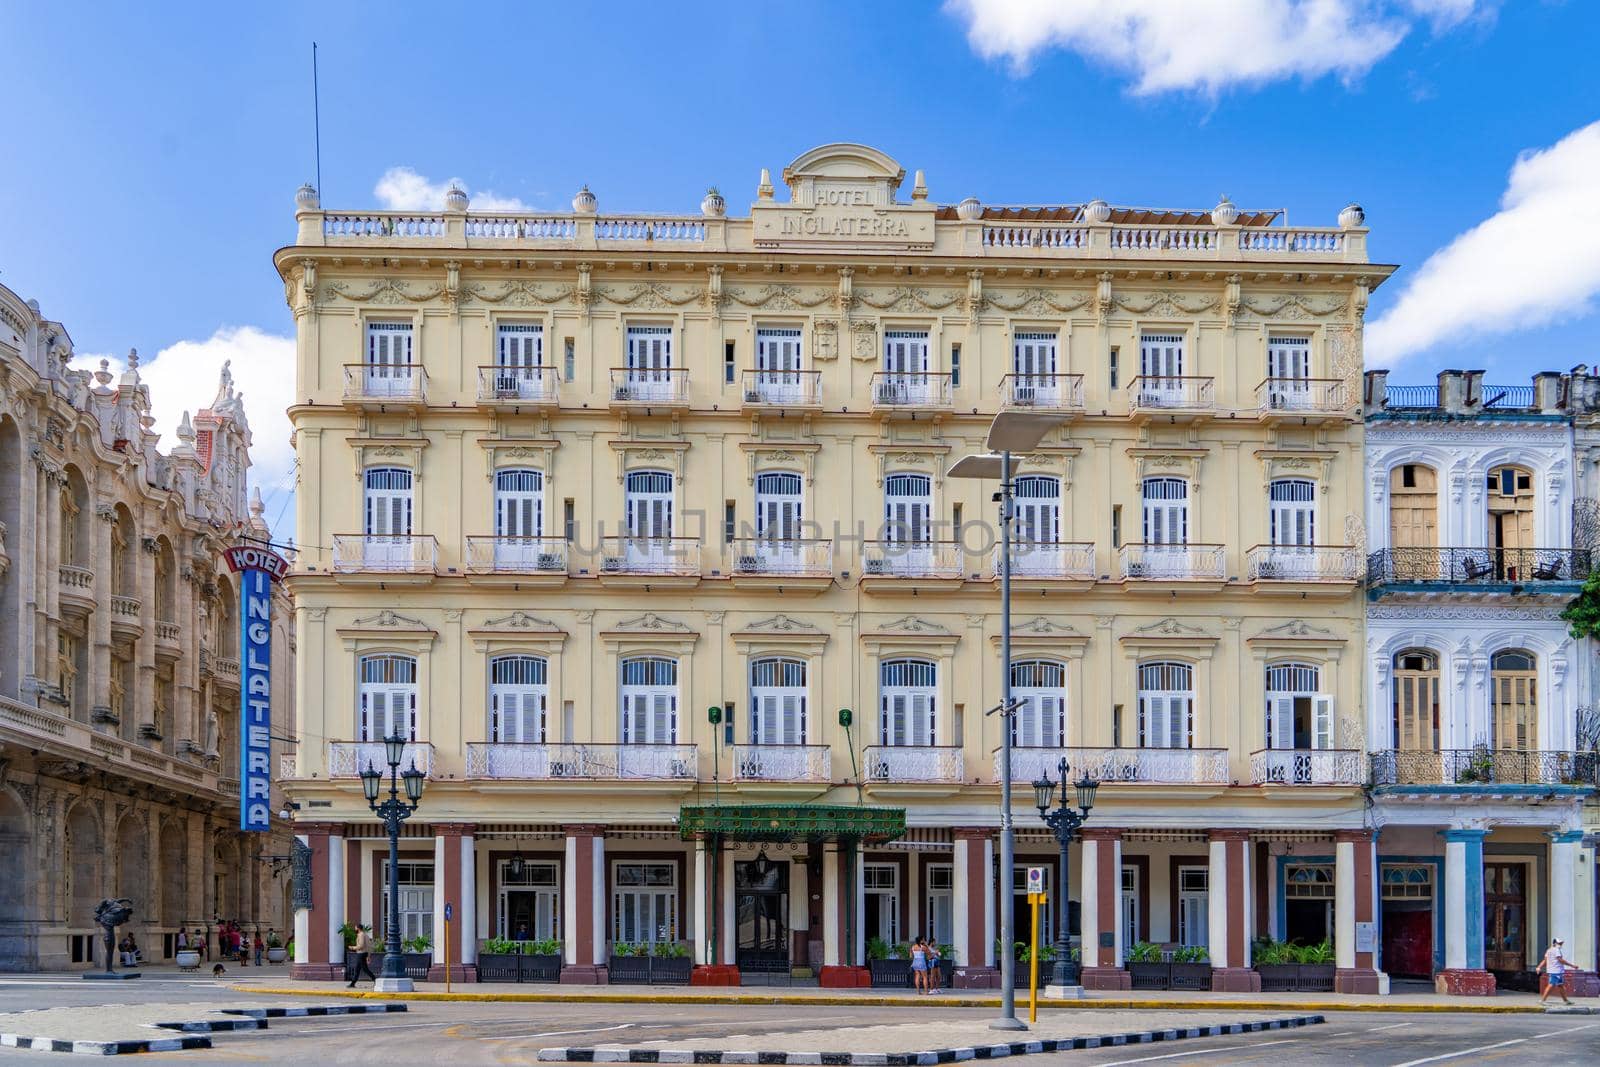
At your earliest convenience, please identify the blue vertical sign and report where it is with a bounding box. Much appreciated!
[224,544,289,832]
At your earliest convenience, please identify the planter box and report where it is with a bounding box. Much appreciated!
[869,958,912,988]
[607,955,691,985]
[478,952,563,983]
[937,958,954,987]
[175,950,201,972]
[401,952,432,980]
[1170,962,1213,991]
[608,954,651,984]
[650,956,692,985]
[1255,963,1334,992]
[1127,961,1172,991]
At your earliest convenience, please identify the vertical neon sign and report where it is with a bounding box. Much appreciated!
[224,544,289,832]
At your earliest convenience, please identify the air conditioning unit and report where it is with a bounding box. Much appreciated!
[612,384,632,401]
[602,555,625,572]
[535,552,564,571]
[1125,561,1147,578]
[1256,559,1283,579]
[738,758,765,779]
[870,761,892,781]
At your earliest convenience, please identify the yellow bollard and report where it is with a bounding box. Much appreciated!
[444,914,451,994]
[1028,892,1041,1023]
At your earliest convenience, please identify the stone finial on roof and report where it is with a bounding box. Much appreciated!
[572,184,596,214]
[120,347,141,387]
[94,358,114,388]
[1338,203,1366,230]
[910,170,928,201]
[1211,195,1240,227]
[177,411,195,444]
[701,187,726,217]
[250,486,265,520]
[956,196,982,221]
[444,184,469,213]
[757,168,774,200]
[1083,198,1111,224]
[295,183,320,211]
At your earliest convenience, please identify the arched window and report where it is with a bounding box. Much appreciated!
[1142,477,1188,547]
[1014,476,1061,544]
[1488,465,1535,574]
[1490,649,1537,750]
[625,470,673,538]
[495,469,544,540]
[489,655,547,744]
[1391,649,1439,752]
[364,468,414,569]
[620,656,677,744]
[754,471,803,540]
[883,473,932,543]
[1010,660,1066,748]
[1138,661,1193,749]
[359,653,418,742]
[1389,464,1438,553]
[749,657,807,745]
[110,508,135,597]
[1265,662,1331,750]
[1269,479,1316,547]
[880,658,936,746]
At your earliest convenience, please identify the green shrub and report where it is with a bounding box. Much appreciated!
[652,941,689,959]
[1293,940,1334,964]
[936,943,957,963]
[530,937,562,956]
[867,936,890,961]
[1252,938,1294,966]
[402,934,432,954]
[1126,941,1163,964]
[1171,945,1209,964]
[482,936,516,955]
[337,922,359,949]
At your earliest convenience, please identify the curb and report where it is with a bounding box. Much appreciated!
[0,1033,212,1055]
[219,1003,408,1019]
[230,984,1551,1014]
[534,1014,1324,1063]
[152,1018,266,1033]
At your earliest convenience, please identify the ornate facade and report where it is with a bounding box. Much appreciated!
[277,143,1386,990]
[0,281,295,970]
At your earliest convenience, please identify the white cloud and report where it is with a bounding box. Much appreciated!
[93,326,298,536]
[1367,120,1600,367]
[946,0,1481,93]
[374,166,531,212]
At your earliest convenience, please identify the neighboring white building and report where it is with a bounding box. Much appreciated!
[1362,368,1596,995]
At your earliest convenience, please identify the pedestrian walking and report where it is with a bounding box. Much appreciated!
[910,936,928,994]
[253,933,264,967]
[194,928,209,962]
[348,924,377,986]
[176,928,189,954]
[924,939,942,994]
[1538,937,1574,1006]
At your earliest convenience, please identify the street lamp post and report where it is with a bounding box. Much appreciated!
[360,735,426,992]
[1032,757,1099,995]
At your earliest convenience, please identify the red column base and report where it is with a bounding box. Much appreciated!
[818,965,871,988]
[952,966,1001,989]
[290,963,342,980]
[1542,971,1599,998]
[1080,966,1132,990]
[691,964,742,986]
[559,964,609,984]
[1334,968,1382,994]
[1434,968,1496,995]
[1211,967,1262,992]
[425,964,477,983]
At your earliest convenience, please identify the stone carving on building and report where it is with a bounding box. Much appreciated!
[323,279,443,304]
[984,288,1091,315]
[724,285,832,310]
[855,287,962,312]
[873,615,951,634]
[597,283,704,308]
[614,612,690,632]
[1112,291,1221,316]
[467,280,576,306]
[1238,293,1347,319]
[813,318,839,361]
[743,614,822,633]
[850,319,876,361]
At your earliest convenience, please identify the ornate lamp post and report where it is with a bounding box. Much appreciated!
[1032,757,1099,991]
[360,734,426,991]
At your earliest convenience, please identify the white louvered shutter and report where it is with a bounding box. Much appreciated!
[1270,695,1295,750]
[1313,695,1334,751]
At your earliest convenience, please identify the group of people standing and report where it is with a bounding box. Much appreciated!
[910,936,943,994]
[174,922,280,967]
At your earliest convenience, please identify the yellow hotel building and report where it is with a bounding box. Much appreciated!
[275,144,1393,992]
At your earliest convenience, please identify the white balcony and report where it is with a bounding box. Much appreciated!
[59,564,94,610]
[861,541,964,582]
[1245,544,1360,585]
[741,369,821,409]
[863,745,964,783]
[991,748,1074,784]
[332,534,438,576]
[731,744,831,783]
[1061,747,1230,785]
[342,363,426,408]
[110,594,143,636]
[596,536,701,578]
[870,372,953,413]
[464,742,698,780]
[993,541,1096,583]
[999,373,1085,413]
[728,538,834,579]
[477,365,559,407]
[1255,377,1349,421]
[1117,543,1226,583]
[1250,749,1364,786]
[609,368,689,408]
[1127,376,1214,420]
[328,741,435,778]
[465,536,569,577]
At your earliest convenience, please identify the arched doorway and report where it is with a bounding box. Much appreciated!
[1389,464,1438,577]
[1392,649,1441,784]
[66,804,102,932]
[1490,649,1538,751]
[0,790,30,922]
[1488,465,1534,578]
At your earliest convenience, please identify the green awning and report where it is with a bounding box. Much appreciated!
[678,803,905,844]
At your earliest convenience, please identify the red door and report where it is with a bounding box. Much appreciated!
[1382,907,1433,979]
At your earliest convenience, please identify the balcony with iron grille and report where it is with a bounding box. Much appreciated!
[1255,378,1351,423]
[1366,547,1590,593]
[1116,543,1226,589]
[1127,376,1214,422]
[731,744,832,786]
[1054,747,1231,786]
[1250,749,1365,786]
[609,368,689,410]
[1245,545,1361,593]
[992,541,1096,588]
[464,742,699,786]
[331,534,438,581]
[464,536,569,585]
[859,540,965,590]
[726,537,834,592]
[1370,748,1598,789]
[342,363,427,409]
[863,746,964,791]
[592,535,701,585]
[476,365,559,409]
[328,740,435,778]
[999,373,1085,416]
[740,369,822,411]
[869,372,953,416]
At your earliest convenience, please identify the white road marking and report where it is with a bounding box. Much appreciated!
[1388,1022,1600,1067]
[1095,1038,1300,1066]
[290,1021,452,1034]
[1364,1022,1414,1032]
[483,1022,636,1041]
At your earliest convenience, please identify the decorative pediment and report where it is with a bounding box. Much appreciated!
[732,614,829,655]
[874,614,951,635]
[600,612,699,653]
[861,614,959,654]
[1128,447,1205,484]
[614,612,691,632]
[468,611,568,652]
[739,441,820,485]
[351,610,429,630]
[742,614,822,633]
[868,442,952,485]
[1134,617,1208,637]
[609,438,689,482]
[1255,448,1335,488]
[1120,617,1218,653]
[1015,616,1080,635]
[990,616,1089,655]
[337,610,437,649]
[1247,618,1349,656]
[348,437,428,480]
[481,611,561,631]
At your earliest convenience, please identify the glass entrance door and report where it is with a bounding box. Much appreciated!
[735,858,790,976]
[1484,862,1527,974]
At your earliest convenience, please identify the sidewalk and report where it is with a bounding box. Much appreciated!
[238,978,1560,1013]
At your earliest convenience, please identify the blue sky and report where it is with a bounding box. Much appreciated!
[3,0,1598,535]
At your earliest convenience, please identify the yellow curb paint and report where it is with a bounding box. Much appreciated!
[230,985,1545,1014]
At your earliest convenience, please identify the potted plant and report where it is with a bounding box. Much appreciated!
[1292,939,1336,991]
[175,943,201,971]
[265,930,287,964]
[402,934,433,980]
[1126,940,1169,990]
[607,941,652,984]
[523,936,563,982]
[649,940,693,984]
[477,936,521,982]
[1169,944,1211,989]
[867,937,911,987]
[1252,938,1300,991]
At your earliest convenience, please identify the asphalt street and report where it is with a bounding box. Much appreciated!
[0,977,1595,1065]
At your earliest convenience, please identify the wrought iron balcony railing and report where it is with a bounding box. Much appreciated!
[332,534,438,574]
[990,748,1074,783]
[861,540,964,579]
[1250,748,1364,786]
[609,367,689,405]
[727,537,834,577]
[1370,748,1599,787]
[1366,547,1590,587]
[999,373,1085,411]
[1246,544,1360,582]
[1255,377,1348,415]
[343,363,427,404]
[869,372,953,409]
[863,745,964,783]
[465,536,569,575]
[597,536,701,576]
[731,744,831,782]
[477,365,559,404]
[741,369,822,407]
[464,742,698,780]
[1118,543,1226,581]
[328,741,435,778]
[1059,746,1230,784]
[1128,375,1214,412]
[992,541,1096,580]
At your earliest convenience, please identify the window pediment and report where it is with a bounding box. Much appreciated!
[732,613,828,655]
[338,610,437,651]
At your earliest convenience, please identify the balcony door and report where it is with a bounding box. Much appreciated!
[1142,477,1189,577]
[1013,475,1060,575]
[625,325,673,401]
[1138,333,1184,405]
[1012,332,1059,404]
[1176,866,1208,948]
[880,330,931,403]
[755,327,804,403]
[880,658,936,746]
[1010,659,1066,748]
[358,654,417,743]
[1266,336,1311,408]
[1268,478,1317,577]
[754,471,803,571]
[364,467,414,568]
[494,468,544,568]
[883,472,932,572]
[1138,661,1192,749]
[1488,465,1534,577]
[495,323,544,398]
[1490,649,1537,751]
[625,469,673,569]
[490,654,547,745]
[750,657,806,747]
[1389,464,1438,577]
[621,657,677,746]
[365,321,413,395]
[1392,649,1441,758]
[1265,663,1333,776]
